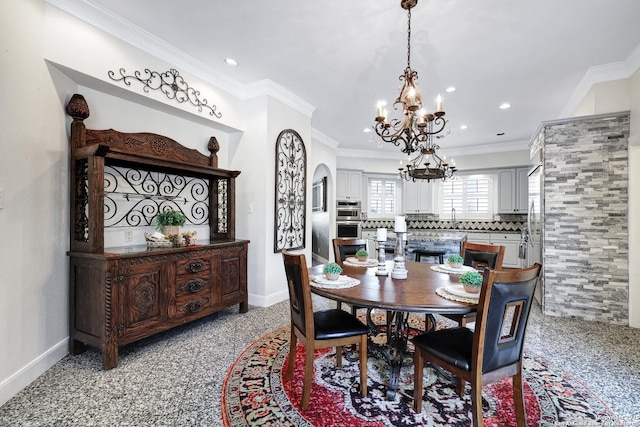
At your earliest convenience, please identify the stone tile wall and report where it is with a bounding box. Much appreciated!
[541,113,629,325]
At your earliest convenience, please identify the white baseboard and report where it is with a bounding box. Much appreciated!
[0,338,68,407]
[248,288,289,307]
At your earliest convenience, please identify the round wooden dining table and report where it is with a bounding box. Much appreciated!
[308,260,478,399]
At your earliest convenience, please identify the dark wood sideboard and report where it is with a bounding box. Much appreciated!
[66,94,249,369]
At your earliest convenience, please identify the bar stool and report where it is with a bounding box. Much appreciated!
[413,249,445,264]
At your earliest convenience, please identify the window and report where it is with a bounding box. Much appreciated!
[368,177,402,218]
[440,174,492,220]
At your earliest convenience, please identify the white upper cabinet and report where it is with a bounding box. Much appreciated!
[336,169,362,200]
[403,180,433,213]
[497,167,529,213]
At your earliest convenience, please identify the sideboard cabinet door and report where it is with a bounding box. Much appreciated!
[117,261,169,341]
[217,247,248,313]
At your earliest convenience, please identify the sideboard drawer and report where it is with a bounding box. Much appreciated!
[175,257,212,275]
[175,274,212,298]
[173,295,213,319]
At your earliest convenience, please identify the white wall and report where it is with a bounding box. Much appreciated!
[0,0,71,405]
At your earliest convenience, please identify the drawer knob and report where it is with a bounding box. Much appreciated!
[187,301,203,313]
[189,262,203,273]
[188,280,203,293]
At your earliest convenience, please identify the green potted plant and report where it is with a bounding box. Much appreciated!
[323,262,343,280]
[447,254,464,269]
[459,271,483,294]
[355,249,369,262]
[155,209,186,237]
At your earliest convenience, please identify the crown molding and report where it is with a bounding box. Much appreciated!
[560,42,640,118]
[45,0,314,118]
[311,128,340,150]
[337,139,528,159]
[242,80,315,118]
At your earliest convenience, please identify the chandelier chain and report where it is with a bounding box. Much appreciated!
[407,8,412,69]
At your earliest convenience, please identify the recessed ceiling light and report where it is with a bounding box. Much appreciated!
[224,58,238,67]
[460,124,467,130]
[363,128,372,133]
[445,87,456,93]
[499,103,511,109]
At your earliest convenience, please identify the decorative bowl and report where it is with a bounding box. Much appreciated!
[448,262,463,269]
[325,273,340,281]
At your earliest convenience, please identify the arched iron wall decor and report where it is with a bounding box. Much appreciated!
[274,129,306,252]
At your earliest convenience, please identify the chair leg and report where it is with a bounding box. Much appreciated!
[513,369,527,427]
[413,349,424,413]
[455,377,465,397]
[359,335,368,397]
[336,345,342,367]
[286,329,297,381]
[301,343,315,410]
[470,380,483,427]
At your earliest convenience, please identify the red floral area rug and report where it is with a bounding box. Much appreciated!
[221,326,621,426]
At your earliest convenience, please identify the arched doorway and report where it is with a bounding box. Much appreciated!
[311,164,332,264]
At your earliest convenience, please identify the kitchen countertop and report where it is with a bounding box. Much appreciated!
[376,230,467,242]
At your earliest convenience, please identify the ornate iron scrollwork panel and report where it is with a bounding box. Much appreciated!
[103,165,209,227]
[274,129,306,252]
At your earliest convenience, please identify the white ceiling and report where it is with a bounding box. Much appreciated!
[55,0,640,156]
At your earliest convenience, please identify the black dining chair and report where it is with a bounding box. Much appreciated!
[444,241,506,327]
[412,263,542,427]
[282,251,368,410]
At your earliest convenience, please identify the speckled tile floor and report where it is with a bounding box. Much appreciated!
[1,297,639,426]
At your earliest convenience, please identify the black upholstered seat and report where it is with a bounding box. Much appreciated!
[412,263,542,427]
[282,251,368,410]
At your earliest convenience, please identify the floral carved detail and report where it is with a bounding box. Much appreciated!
[108,68,222,118]
[132,279,157,319]
[150,138,167,156]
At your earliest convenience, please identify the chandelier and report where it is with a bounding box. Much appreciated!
[373,0,456,182]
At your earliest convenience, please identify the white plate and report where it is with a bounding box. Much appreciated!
[437,264,476,274]
[312,274,352,285]
[445,285,480,298]
[345,257,377,266]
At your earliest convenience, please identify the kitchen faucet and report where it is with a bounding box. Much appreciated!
[451,208,458,229]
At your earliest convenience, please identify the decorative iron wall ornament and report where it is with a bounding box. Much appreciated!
[108,68,222,118]
[274,129,306,252]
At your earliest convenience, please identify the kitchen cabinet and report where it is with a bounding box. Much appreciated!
[336,169,362,200]
[497,167,529,213]
[403,180,433,213]
[66,94,249,369]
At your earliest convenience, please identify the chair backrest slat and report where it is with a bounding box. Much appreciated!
[472,264,542,374]
[332,238,367,262]
[282,251,314,339]
[461,242,506,270]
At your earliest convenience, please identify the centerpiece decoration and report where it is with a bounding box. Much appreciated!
[447,254,464,268]
[460,271,483,294]
[391,216,408,279]
[323,262,343,281]
[375,228,389,276]
[355,249,369,262]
